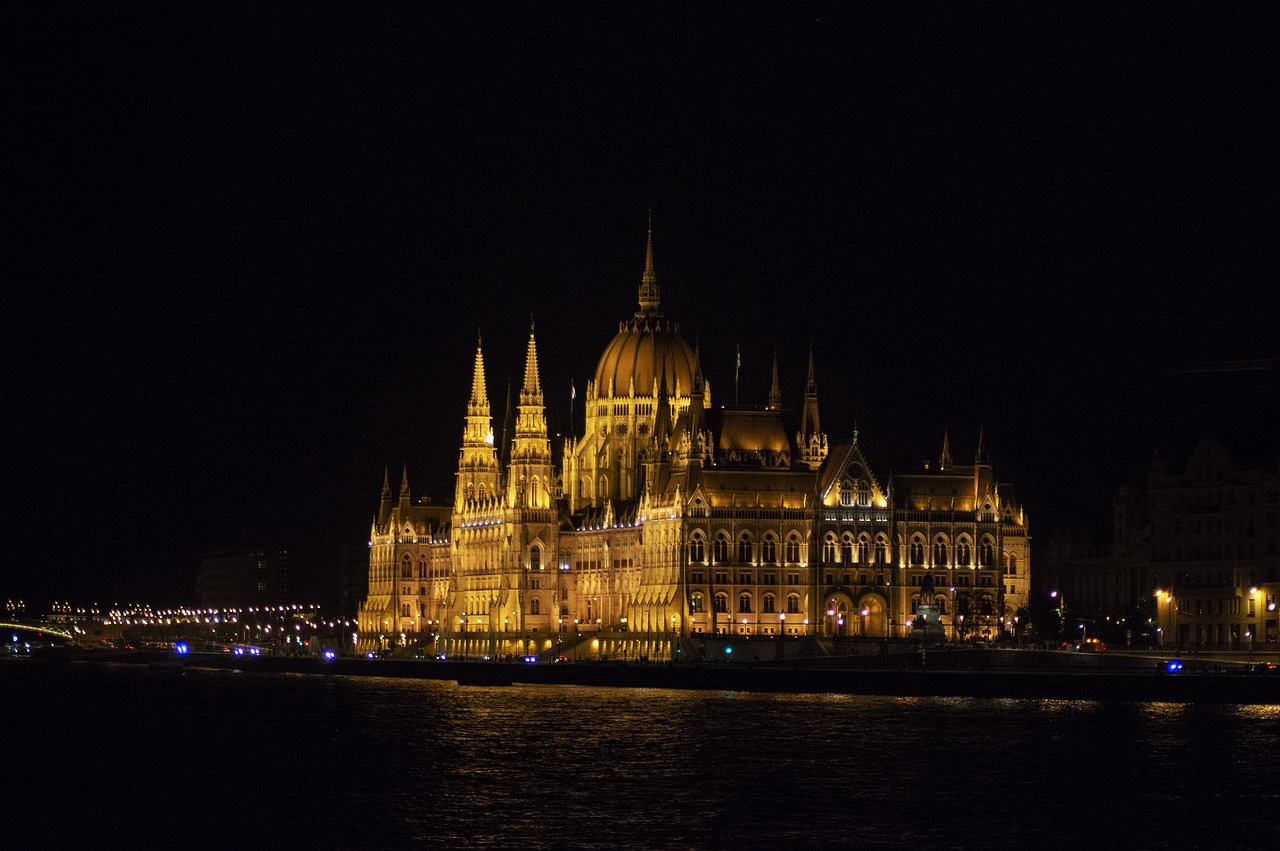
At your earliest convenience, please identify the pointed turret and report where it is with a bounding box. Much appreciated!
[469,332,489,411]
[456,334,500,508]
[520,320,543,403]
[797,344,827,470]
[940,429,953,470]
[653,375,673,455]
[377,466,392,526]
[686,342,708,461]
[767,352,782,411]
[508,322,553,509]
[500,377,514,470]
[399,463,411,510]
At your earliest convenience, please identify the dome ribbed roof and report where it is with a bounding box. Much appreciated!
[594,315,696,398]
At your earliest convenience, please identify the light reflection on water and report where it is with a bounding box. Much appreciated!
[9,662,1279,850]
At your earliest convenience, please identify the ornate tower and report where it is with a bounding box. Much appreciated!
[455,335,501,508]
[507,323,555,510]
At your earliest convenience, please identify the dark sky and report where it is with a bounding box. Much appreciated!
[4,4,1278,607]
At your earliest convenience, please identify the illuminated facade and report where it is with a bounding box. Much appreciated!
[357,226,1031,659]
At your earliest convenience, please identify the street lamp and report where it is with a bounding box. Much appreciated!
[1050,590,1064,645]
[1154,590,1168,648]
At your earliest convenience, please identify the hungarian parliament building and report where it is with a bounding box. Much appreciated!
[357,228,1031,661]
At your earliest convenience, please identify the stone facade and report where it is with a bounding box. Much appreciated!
[357,227,1031,659]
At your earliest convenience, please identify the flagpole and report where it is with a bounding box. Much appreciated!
[735,345,740,406]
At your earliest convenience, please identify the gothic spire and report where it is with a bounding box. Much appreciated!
[378,466,392,526]
[797,343,827,470]
[469,332,489,408]
[500,377,514,469]
[940,429,953,470]
[521,320,542,401]
[767,352,782,410]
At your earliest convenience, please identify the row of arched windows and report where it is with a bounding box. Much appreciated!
[691,591,802,615]
[819,535,890,565]
[401,556,449,579]
[688,531,805,565]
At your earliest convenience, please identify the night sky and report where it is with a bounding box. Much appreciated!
[4,4,1277,607]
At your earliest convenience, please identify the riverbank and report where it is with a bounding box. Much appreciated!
[19,647,1280,704]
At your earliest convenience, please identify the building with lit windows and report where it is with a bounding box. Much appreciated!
[1041,437,1280,652]
[357,225,1031,659]
[1148,439,1280,650]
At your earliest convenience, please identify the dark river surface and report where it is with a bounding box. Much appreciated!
[7,660,1278,849]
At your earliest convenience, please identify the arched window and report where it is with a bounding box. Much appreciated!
[786,594,801,614]
[979,541,995,567]
[841,535,855,563]
[738,593,753,613]
[957,540,972,566]
[823,535,838,563]
[530,545,541,571]
[598,475,608,498]
[1006,554,1018,575]
[910,539,925,565]
[785,534,801,564]
[856,481,871,507]
[690,592,704,613]
[688,533,705,564]
[530,597,541,615]
[737,535,753,564]
[762,593,777,614]
[857,537,870,564]
[713,533,730,564]
[401,603,411,617]
[761,534,778,564]
[713,593,729,613]
[932,539,948,566]
[400,557,412,578]
[875,537,889,565]
[418,558,428,578]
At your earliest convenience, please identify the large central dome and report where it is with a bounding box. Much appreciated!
[592,220,696,398]
[594,314,696,398]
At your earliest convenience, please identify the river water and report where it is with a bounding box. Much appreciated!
[8,660,1278,849]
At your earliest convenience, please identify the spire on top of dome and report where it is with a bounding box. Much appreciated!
[638,208,660,314]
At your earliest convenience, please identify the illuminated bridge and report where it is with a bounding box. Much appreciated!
[1,621,76,641]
